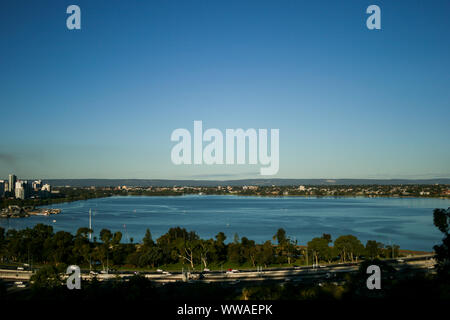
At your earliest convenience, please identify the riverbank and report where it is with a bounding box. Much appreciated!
[0,206,61,219]
[2,185,449,214]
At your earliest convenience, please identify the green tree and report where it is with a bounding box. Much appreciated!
[241,237,257,266]
[273,228,287,246]
[307,237,332,265]
[30,265,62,289]
[213,232,227,262]
[100,229,113,245]
[334,235,364,262]
[322,233,332,244]
[433,207,450,280]
[233,233,240,244]
[385,244,400,259]
[143,228,154,247]
[227,242,242,264]
[365,240,384,259]
[50,231,74,265]
[199,239,214,269]
[272,229,297,264]
[255,240,273,267]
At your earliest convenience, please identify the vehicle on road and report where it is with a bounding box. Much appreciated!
[226,269,239,274]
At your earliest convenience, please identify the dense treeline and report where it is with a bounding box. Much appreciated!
[0,225,401,271]
[0,208,448,301]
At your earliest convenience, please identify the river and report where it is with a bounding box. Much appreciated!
[1,195,449,251]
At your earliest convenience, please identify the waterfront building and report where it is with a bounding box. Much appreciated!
[24,180,32,196]
[8,174,17,193]
[15,181,25,199]
[42,184,51,192]
[32,180,42,191]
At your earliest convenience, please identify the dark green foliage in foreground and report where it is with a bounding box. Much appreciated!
[433,208,450,281]
[0,279,6,299]
[9,273,237,301]
[5,263,449,301]
[30,265,64,290]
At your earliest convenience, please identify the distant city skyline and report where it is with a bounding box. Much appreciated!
[0,173,51,199]
[1,0,449,180]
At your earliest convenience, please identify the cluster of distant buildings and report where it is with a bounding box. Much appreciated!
[110,183,450,197]
[0,174,52,200]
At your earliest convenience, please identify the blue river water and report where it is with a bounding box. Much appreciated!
[1,195,449,251]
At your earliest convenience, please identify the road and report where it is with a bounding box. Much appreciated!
[0,254,436,285]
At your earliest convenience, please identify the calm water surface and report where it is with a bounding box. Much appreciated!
[1,195,449,251]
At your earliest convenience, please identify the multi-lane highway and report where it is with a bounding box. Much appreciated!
[0,254,436,286]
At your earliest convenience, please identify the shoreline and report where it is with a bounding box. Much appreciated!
[45,192,450,205]
[1,192,448,217]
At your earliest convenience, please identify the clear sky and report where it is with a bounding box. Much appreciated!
[1,0,449,180]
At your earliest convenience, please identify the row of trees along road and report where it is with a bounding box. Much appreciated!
[0,223,403,271]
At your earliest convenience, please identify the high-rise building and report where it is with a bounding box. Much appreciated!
[0,180,4,196]
[24,180,32,197]
[15,181,25,199]
[8,174,17,193]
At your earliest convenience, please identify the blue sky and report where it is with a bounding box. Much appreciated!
[0,0,449,180]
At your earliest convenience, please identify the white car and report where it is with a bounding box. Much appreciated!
[203,268,210,272]
[156,269,163,272]
[226,269,239,274]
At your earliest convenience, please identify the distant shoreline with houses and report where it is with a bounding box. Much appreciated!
[1,173,449,219]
